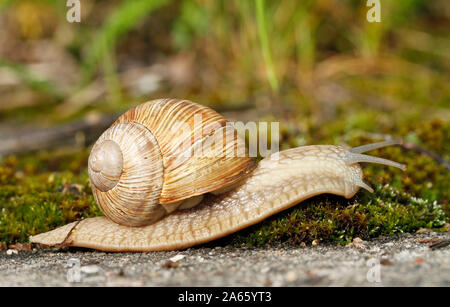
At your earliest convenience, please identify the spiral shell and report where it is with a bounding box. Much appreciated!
[88,99,256,226]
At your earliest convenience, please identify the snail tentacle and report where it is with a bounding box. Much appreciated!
[345,139,406,171]
[343,152,406,171]
[349,139,403,154]
[352,178,374,193]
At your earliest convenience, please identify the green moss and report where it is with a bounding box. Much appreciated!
[230,184,447,247]
[0,149,101,245]
[350,119,449,204]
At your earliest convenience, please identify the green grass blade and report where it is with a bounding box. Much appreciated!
[255,0,279,93]
[81,0,171,85]
[0,59,63,99]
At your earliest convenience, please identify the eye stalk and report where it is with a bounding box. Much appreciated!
[88,140,123,192]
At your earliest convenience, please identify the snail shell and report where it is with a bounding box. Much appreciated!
[88,99,256,226]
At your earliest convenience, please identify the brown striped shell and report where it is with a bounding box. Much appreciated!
[88,99,256,227]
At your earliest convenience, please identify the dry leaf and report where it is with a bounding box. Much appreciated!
[163,260,179,268]
[8,243,31,251]
[380,259,393,266]
[414,258,424,264]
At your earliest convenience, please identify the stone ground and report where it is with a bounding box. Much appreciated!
[0,232,448,286]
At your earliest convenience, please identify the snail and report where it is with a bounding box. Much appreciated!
[30,98,406,252]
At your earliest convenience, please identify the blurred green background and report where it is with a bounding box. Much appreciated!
[0,0,448,247]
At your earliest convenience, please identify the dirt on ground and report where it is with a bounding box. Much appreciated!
[0,232,449,286]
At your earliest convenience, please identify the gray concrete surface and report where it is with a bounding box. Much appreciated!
[0,232,448,286]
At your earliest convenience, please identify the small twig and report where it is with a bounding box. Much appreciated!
[0,114,118,156]
[401,141,450,171]
[429,239,450,250]
[417,238,440,244]
[57,220,83,249]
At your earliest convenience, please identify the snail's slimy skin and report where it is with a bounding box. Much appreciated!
[30,142,405,252]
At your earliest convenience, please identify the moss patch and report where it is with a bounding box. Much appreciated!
[230,185,447,247]
[0,149,101,245]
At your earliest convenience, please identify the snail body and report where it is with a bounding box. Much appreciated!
[30,99,406,252]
